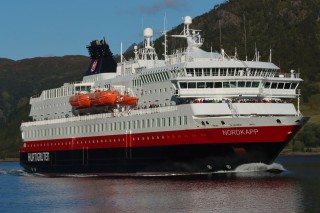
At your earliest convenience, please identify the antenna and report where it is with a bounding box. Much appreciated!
[219,20,222,50]
[243,14,247,61]
[120,42,123,63]
[268,48,272,62]
[162,12,168,61]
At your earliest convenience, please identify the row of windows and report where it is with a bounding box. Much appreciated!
[33,102,68,110]
[264,82,298,89]
[140,71,170,84]
[179,81,261,89]
[132,78,142,88]
[185,68,277,77]
[45,86,74,99]
[25,132,195,149]
[179,81,298,89]
[25,116,188,138]
[75,86,91,93]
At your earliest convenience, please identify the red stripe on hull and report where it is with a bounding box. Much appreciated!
[20,125,299,153]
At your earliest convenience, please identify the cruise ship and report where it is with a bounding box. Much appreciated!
[20,16,308,174]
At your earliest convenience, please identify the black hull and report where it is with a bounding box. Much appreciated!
[20,142,287,174]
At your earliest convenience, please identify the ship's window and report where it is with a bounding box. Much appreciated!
[245,81,252,87]
[271,82,277,89]
[291,83,298,89]
[157,118,161,127]
[188,82,196,88]
[173,117,177,126]
[197,82,205,88]
[278,83,284,89]
[229,68,236,76]
[220,68,227,76]
[214,82,222,88]
[184,116,188,125]
[161,72,166,81]
[147,119,150,128]
[230,81,236,88]
[165,72,170,79]
[264,82,271,88]
[186,68,193,76]
[284,83,291,89]
[204,68,210,76]
[195,68,202,76]
[238,81,245,88]
[162,118,166,126]
[212,68,219,76]
[206,82,214,88]
[252,82,260,88]
[223,82,230,88]
[142,120,145,128]
[180,82,187,88]
[150,74,155,82]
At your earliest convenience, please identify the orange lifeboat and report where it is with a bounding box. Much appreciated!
[89,90,119,106]
[69,93,91,108]
[116,94,138,106]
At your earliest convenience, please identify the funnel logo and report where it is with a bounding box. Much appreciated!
[91,59,98,72]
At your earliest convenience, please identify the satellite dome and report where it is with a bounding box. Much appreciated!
[184,16,192,25]
[144,28,153,37]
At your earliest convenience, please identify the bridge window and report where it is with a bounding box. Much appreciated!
[278,83,284,89]
[284,83,291,89]
[291,83,298,89]
[271,83,277,89]
[223,82,230,88]
[197,82,205,88]
[230,81,236,88]
[252,82,260,88]
[215,82,222,88]
[264,82,271,88]
[245,81,252,87]
[206,82,214,88]
[238,81,245,87]
[188,82,196,88]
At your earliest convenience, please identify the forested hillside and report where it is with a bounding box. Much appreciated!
[0,56,89,158]
[1,0,320,158]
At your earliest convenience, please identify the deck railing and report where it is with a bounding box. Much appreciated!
[21,106,178,127]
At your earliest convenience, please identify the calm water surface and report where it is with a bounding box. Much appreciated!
[1,155,320,213]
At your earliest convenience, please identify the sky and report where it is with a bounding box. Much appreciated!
[0,0,224,60]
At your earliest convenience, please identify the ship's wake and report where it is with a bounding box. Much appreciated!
[212,162,286,178]
[0,169,32,177]
[234,162,285,173]
[0,162,285,178]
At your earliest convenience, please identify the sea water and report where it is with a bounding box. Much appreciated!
[1,155,320,213]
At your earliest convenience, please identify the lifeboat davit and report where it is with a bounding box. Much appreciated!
[116,94,138,106]
[69,93,91,108]
[89,90,119,106]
